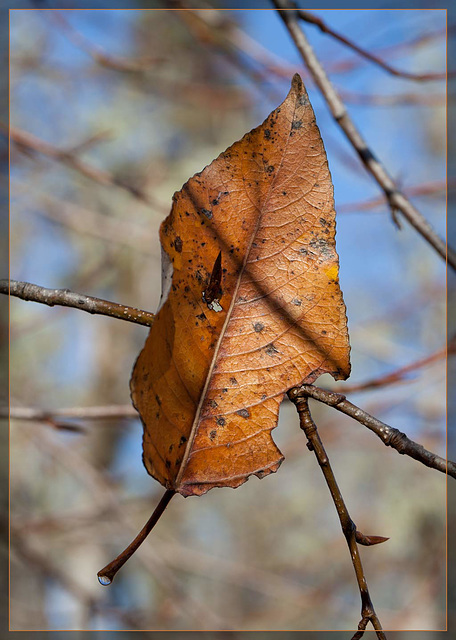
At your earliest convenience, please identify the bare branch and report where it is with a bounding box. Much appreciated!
[288,394,386,639]
[1,279,155,327]
[298,10,448,82]
[272,0,455,270]
[288,384,455,479]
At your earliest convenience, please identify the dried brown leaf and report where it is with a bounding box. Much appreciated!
[131,74,350,497]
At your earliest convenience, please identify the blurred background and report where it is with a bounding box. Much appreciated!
[8,6,447,632]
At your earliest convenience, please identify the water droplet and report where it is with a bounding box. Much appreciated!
[98,574,111,586]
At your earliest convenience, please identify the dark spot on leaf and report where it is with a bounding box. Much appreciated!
[264,129,271,139]
[265,343,279,356]
[179,436,187,446]
[201,208,213,219]
[165,459,171,469]
[253,322,264,333]
[196,312,207,321]
[236,409,250,419]
[310,237,332,257]
[217,417,226,426]
[292,298,302,306]
[267,165,275,174]
[209,399,218,409]
[169,444,174,453]
[210,430,217,440]
[321,330,327,334]
[229,377,238,385]
[298,94,309,106]
[292,119,302,130]
[175,236,183,252]
[155,394,162,406]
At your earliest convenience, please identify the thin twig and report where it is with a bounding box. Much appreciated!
[338,179,451,214]
[173,4,283,104]
[9,125,168,212]
[1,279,155,327]
[327,26,449,76]
[298,10,448,82]
[34,192,158,255]
[3,404,137,421]
[338,345,448,394]
[288,394,386,639]
[338,88,445,107]
[288,384,455,479]
[51,11,165,73]
[272,0,455,270]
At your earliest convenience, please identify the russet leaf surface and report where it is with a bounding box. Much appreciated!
[131,74,350,497]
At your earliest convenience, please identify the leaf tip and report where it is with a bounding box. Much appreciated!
[290,73,310,109]
[291,72,303,91]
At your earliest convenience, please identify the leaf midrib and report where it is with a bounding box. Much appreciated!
[174,89,299,490]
